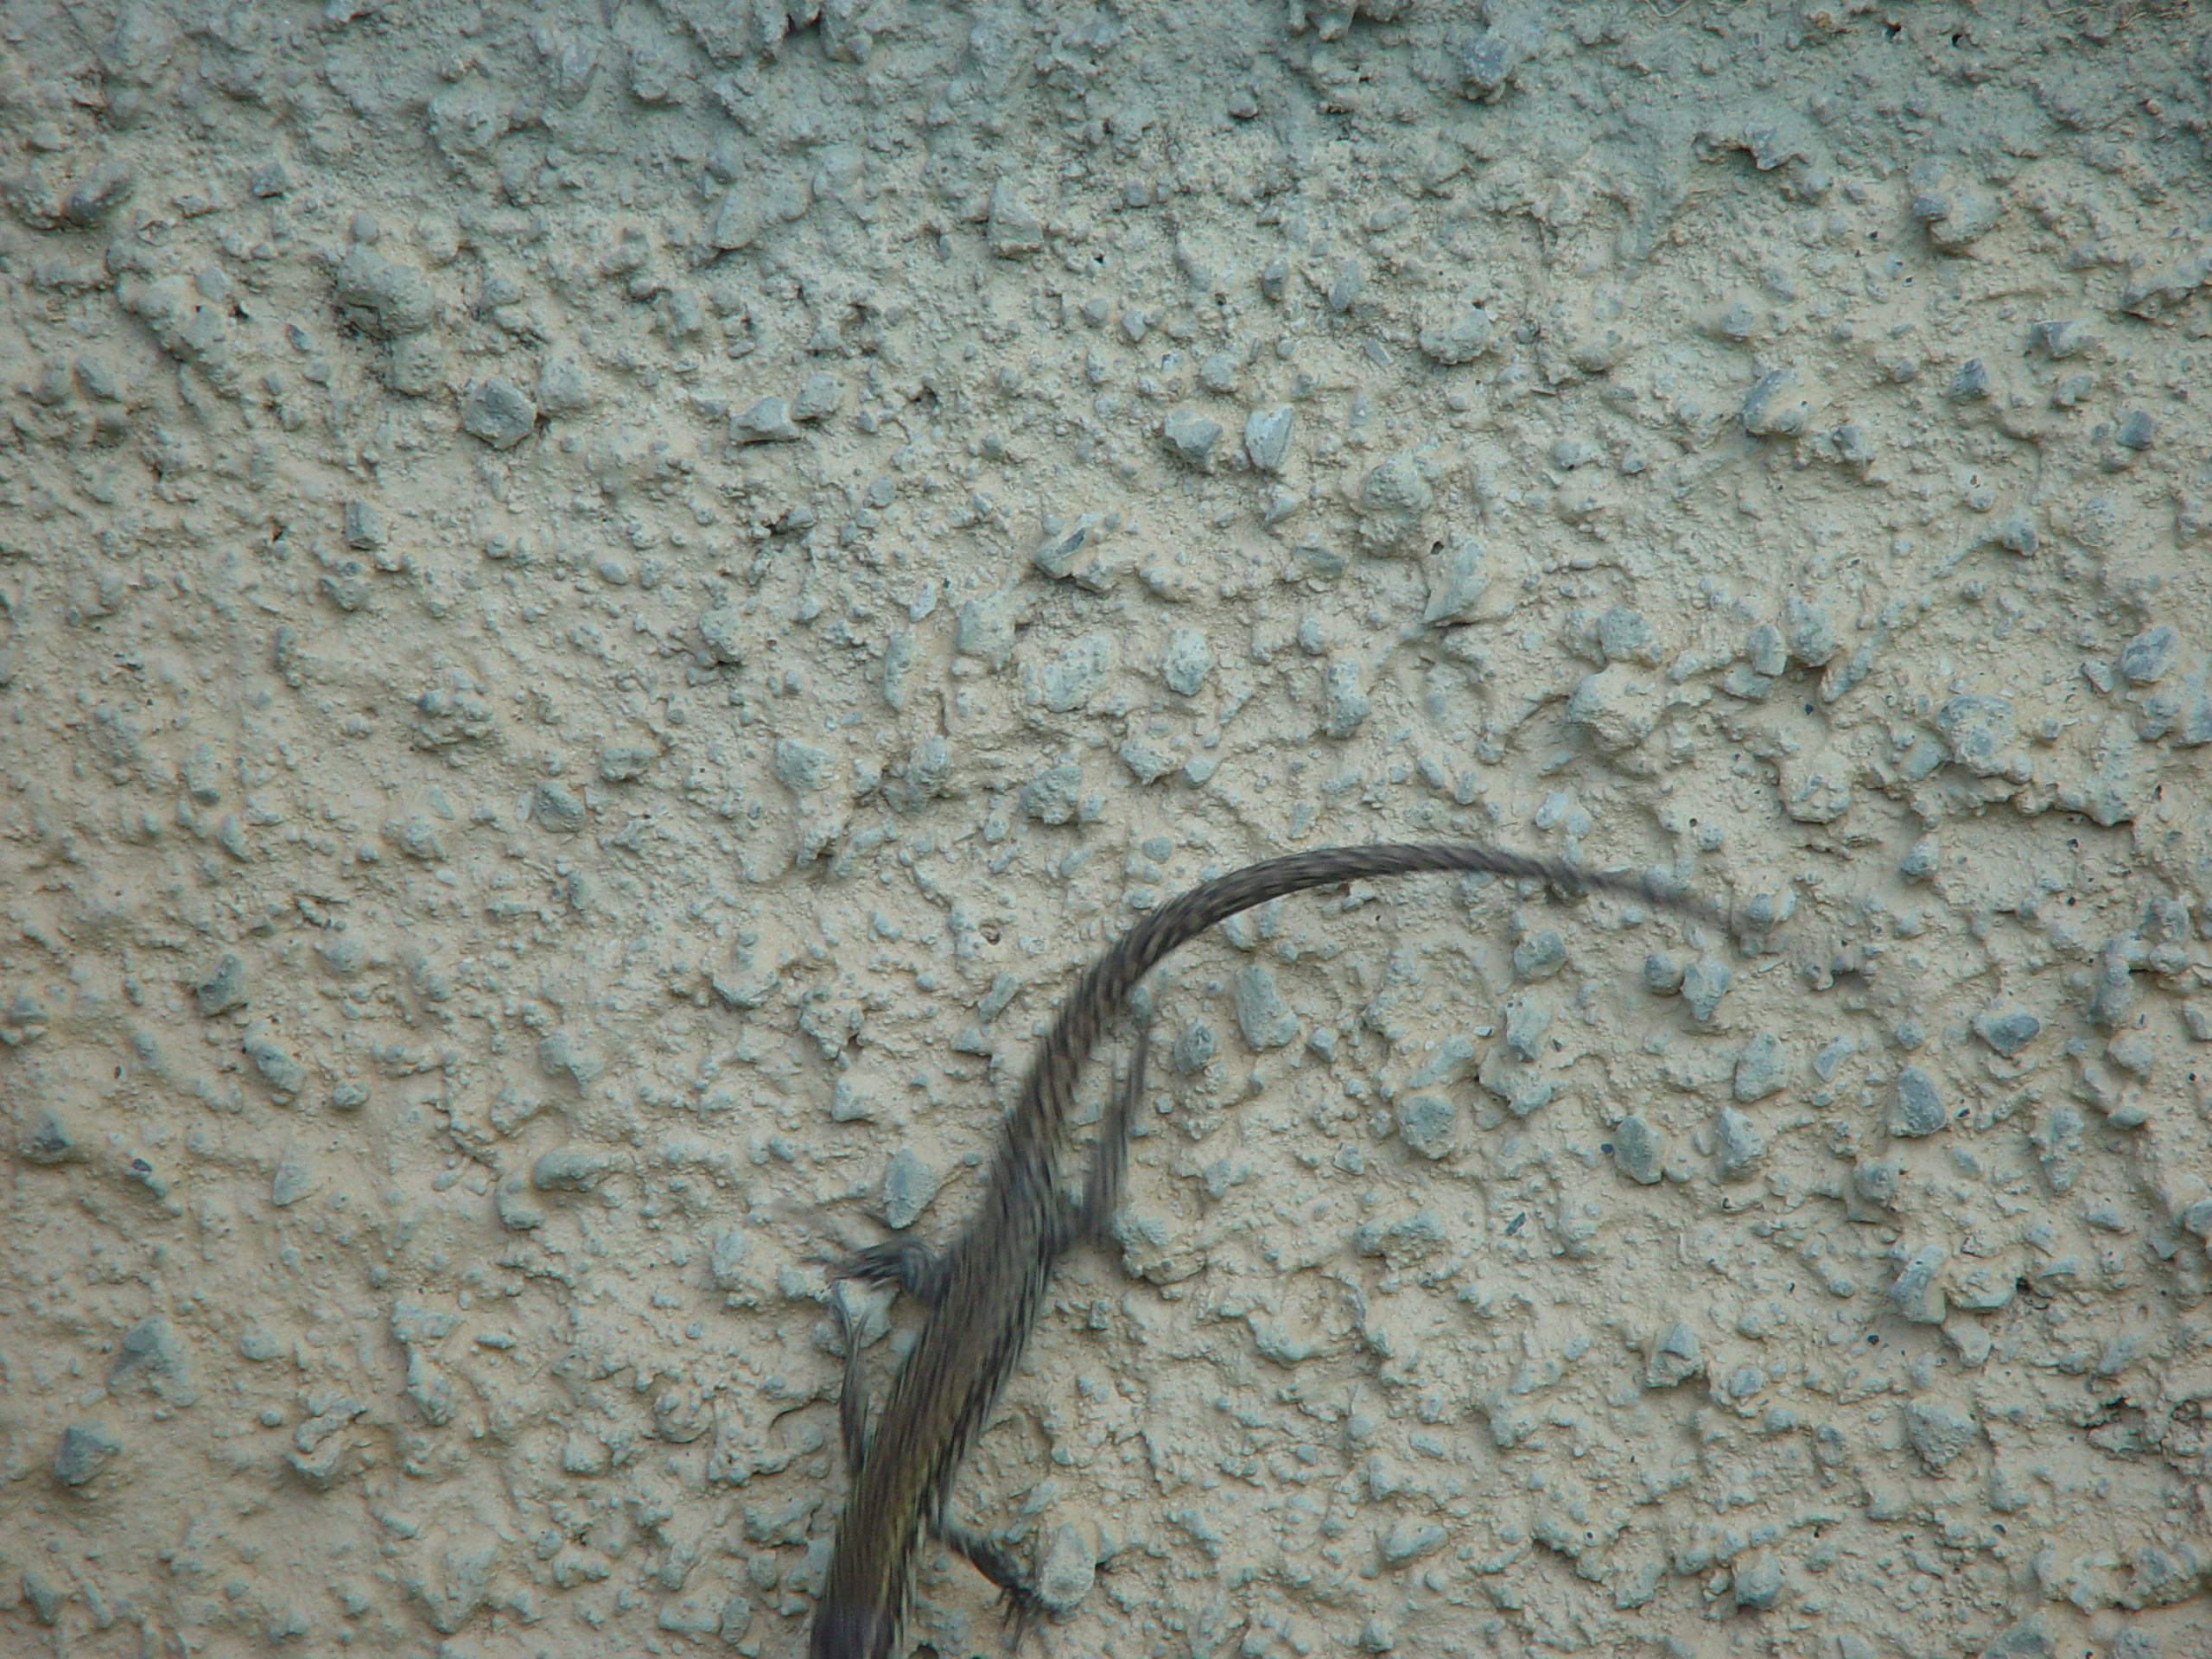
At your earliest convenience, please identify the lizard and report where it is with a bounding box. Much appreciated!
[807,842,1723,1659]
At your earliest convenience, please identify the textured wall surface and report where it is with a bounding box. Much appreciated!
[2,3,2210,1656]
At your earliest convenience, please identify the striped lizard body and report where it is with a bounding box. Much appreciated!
[808,843,1720,1659]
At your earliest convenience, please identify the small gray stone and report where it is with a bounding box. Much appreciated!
[195,952,247,1018]
[1356,450,1432,551]
[242,1025,307,1096]
[1900,835,1938,880]
[531,1147,614,1192]
[1714,1107,1764,1180]
[1453,27,1522,99]
[1645,1322,1701,1389]
[1325,257,1365,314]
[20,1108,80,1166]
[1681,957,1732,1025]
[1904,1398,1978,1471]
[1732,1552,1783,1611]
[1891,1243,1948,1324]
[1596,607,1657,665]
[270,1151,317,1207]
[2032,319,2094,359]
[985,179,1044,257]
[1232,964,1299,1051]
[63,160,137,225]
[1377,1520,1447,1565]
[880,1147,939,1229]
[1611,1115,1663,1185]
[697,601,746,665]
[1172,1022,1217,1074]
[460,377,537,448]
[53,1422,119,1487]
[1243,405,1294,474]
[342,499,387,550]
[1948,359,1991,402]
[1395,1094,1458,1160]
[1321,661,1370,738]
[1733,1033,1789,1102]
[1891,1065,1947,1136]
[1936,694,2012,775]
[790,372,843,423]
[1746,621,1788,677]
[1028,633,1112,714]
[1416,306,1495,365]
[597,744,653,783]
[1503,996,1550,1062]
[531,781,586,833]
[772,739,833,793]
[731,397,800,444]
[109,1316,192,1403]
[1974,1008,2040,1058]
[1854,1160,1899,1205]
[1034,1524,1096,1613]
[1020,763,1082,825]
[535,350,594,416]
[1741,368,1818,438]
[1511,930,1566,982]
[2120,626,2177,686]
[1160,408,1222,470]
[1422,535,1487,626]
[2114,410,2155,452]
[495,1175,545,1230]
[1159,628,1211,696]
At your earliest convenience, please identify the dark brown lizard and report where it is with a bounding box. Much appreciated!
[808,843,1720,1659]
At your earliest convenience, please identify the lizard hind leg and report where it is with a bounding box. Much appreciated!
[827,1235,950,1309]
[825,1281,875,1473]
[1062,1017,1154,1255]
[933,1520,1044,1648]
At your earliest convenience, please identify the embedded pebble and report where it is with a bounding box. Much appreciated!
[1732,1033,1789,1102]
[2119,626,2177,685]
[1020,763,1083,825]
[1974,1009,2040,1058]
[1511,930,1566,982]
[1422,535,1487,626]
[1242,405,1294,474]
[53,1422,120,1487]
[19,1108,80,1166]
[1355,451,1432,550]
[1936,695,2012,775]
[1416,306,1494,365]
[880,1148,939,1229]
[732,397,801,444]
[772,739,834,793]
[1611,1115,1664,1185]
[1891,1065,1948,1137]
[1395,1094,1458,1160]
[531,781,586,833]
[531,1147,614,1192]
[1644,1323,1701,1389]
[1741,368,1819,438]
[1904,1399,1977,1471]
[194,953,248,1018]
[1034,1524,1096,1613]
[790,372,845,423]
[1890,1243,1948,1324]
[1232,965,1299,1051]
[1320,662,1370,738]
[459,377,536,448]
[1159,628,1211,696]
[1160,409,1221,470]
[1713,1108,1764,1180]
[270,1151,317,1207]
